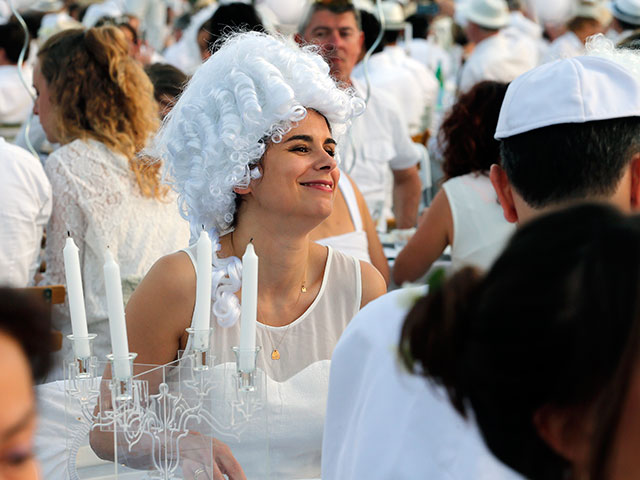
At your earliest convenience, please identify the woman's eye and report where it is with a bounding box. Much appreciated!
[290,145,309,153]
[325,148,335,157]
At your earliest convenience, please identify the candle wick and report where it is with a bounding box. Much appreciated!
[249,238,253,243]
[67,231,71,237]
[202,224,205,230]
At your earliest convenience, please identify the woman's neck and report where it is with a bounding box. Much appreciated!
[226,220,311,303]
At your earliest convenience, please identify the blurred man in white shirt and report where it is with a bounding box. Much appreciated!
[297,1,424,228]
[0,138,51,287]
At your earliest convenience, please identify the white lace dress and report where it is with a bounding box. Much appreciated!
[42,139,190,376]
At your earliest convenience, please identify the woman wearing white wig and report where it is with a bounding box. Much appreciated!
[91,32,386,478]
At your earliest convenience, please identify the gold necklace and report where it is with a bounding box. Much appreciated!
[261,263,308,360]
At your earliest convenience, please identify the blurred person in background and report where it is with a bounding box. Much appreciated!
[393,81,514,285]
[297,0,424,229]
[34,26,189,376]
[144,62,189,119]
[0,288,52,480]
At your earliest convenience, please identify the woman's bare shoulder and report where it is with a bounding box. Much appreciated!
[359,260,387,309]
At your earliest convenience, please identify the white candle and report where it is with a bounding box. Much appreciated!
[192,229,212,349]
[63,236,90,357]
[239,241,258,371]
[103,249,130,378]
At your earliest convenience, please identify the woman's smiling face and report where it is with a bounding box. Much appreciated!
[248,109,340,222]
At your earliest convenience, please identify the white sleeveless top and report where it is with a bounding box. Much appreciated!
[181,245,362,479]
[442,173,516,271]
[316,174,372,263]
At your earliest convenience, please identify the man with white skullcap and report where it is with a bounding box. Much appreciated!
[458,0,539,93]
[491,36,640,224]
[608,0,640,43]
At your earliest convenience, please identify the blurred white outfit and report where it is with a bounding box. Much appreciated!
[403,37,453,79]
[316,174,371,263]
[182,245,362,479]
[124,0,168,52]
[163,4,216,75]
[341,78,424,221]
[42,139,189,376]
[322,286,524,480]
[442,173,515,271]
[459,29,539,93]
[542,31,584,63]
[0,65,34,125]
[0,137,51,287]
[354,46,438,135]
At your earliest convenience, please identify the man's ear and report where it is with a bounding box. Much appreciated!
[629,154,640,210]
[233,186,251,195]
[490,164,518,223]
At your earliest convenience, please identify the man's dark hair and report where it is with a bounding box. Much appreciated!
[615,17,640,32]
[500,117,640,208]
[406,13,430,38]
[359,9,383,54]
[0,22,29,64]
[144,63,188,101]
[383,28,401,45]
[204,3,264,54]
[299,1,362,34]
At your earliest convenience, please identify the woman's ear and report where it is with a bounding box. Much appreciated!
[233,186,251,195]
[533,405,591,470]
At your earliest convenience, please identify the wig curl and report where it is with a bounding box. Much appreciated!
[150,31,364,326]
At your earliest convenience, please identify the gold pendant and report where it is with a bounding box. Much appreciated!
[271,349,280,360]
[301,285,307,293]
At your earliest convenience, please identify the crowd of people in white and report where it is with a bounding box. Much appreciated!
[1,0,640,478]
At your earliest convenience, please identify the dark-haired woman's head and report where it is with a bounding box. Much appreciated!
[401,203,640,480]
[0,288,52,479]
[438,81,508,180]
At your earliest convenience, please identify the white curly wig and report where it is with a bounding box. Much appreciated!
[586,34,640,78]
[150,31,364,327]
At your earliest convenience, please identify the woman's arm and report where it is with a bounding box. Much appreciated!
[348,175,391,286]
[360,260,387,309]
[393,189,453,285]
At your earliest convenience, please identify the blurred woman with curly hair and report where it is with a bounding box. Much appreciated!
[34,26,189,375]
[393,81,515,284]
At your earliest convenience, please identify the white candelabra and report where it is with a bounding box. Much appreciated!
[64,331,267,480]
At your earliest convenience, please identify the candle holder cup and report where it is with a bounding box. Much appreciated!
[232,346,261,392]
[186,327,214,371]
[67,333,97,378]
[106,353,137,403]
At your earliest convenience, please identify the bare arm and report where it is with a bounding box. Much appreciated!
[360,260,387,308]
[348,175,390,285]
[392,165,421,229]
[393,189,453,285]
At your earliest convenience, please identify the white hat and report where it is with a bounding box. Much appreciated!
[495,55,640,139]
[377,1,406,30]
[81,1,123,28]
[30,0,64,12]
[463,0,510,29]
[574,0,612,24]
[611,0,640,25]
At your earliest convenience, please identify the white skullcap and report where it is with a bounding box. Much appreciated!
[377,1,406,30]
[495,53,640,139]
[610,0,640,24]
[461,0,510,29]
